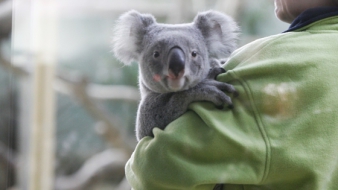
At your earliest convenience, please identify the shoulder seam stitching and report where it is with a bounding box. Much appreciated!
[229,71,271,184]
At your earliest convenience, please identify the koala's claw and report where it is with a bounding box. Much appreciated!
[227,104,234,109]
[212,80,238,97]
[195,79,234,109]
[208,67,226,79]
[208,69,239,97]
[217,90,233,107]
[233,90,240,97]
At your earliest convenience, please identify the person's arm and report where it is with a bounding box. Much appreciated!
[125,101,268,190]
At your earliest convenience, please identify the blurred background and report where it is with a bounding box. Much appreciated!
[0,0,288,189]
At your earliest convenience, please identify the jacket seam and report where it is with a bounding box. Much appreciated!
[228,71,271,184]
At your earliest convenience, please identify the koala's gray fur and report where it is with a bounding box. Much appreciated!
[112,10,239,141]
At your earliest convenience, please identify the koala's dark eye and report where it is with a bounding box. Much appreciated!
[191,51,197,57]
[153,51,160,58]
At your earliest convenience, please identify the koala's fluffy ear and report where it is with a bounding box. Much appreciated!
[194,10,239,58]
[112,10,156,65]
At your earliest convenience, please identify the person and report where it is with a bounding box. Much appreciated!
[125,0,338,189]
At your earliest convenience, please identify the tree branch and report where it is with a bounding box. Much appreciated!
[0,53,136,154]
[59,74,135,154]
[0,141,16,169]
[0,0,12,39]
[54,149,127,190]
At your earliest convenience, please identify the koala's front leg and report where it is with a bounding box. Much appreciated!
[136,68,237,141]
[136,92,185,140]
[188,67,238,109]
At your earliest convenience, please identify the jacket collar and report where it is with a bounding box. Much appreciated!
[284,6,338,32]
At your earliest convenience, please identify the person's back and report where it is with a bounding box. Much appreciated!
[219,6,338,189]
[125,1,338,189]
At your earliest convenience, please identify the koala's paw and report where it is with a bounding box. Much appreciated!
[195,79,234,109]
[209,58,229,68]
[207,67,239,98]
[207,67,226,79]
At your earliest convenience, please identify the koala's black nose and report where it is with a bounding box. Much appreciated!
[168,47,185,77]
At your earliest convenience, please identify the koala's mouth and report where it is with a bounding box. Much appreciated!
[164,70,187,91]
[166,76,186,91]
[152,72,187,92]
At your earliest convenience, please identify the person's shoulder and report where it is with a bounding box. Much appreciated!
[236,33,289,55]
[224,33,290,69]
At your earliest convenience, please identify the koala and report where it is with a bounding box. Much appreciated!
[112,10,239,141]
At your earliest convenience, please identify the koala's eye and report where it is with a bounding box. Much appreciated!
[191,51,198,57]
[153,51,160,58]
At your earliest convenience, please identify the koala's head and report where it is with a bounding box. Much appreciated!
[112,10,238,93]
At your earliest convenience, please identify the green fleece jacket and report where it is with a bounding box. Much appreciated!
[125,13,338,190]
